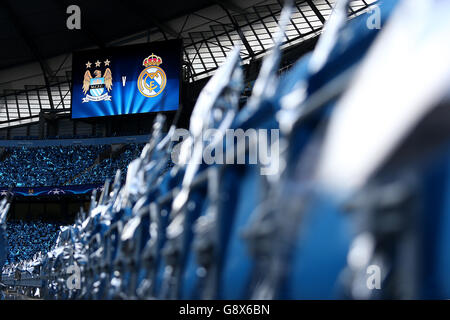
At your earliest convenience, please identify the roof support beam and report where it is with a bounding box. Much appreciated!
[218,4,255,58]
[306,0,326,23]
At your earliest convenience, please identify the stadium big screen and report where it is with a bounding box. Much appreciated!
[71,40,181,119]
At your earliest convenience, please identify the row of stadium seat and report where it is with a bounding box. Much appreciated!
[3,0,450,299]
[71,144,146,185]
[0,135,98,141]
[0,144,144,187]
[3,221,59,265]
[0,145,105,187]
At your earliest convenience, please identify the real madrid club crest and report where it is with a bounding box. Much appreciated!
[138,53,166,98]
[82,59,113,103]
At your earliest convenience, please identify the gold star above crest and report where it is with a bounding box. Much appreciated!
[95,60,101,67]
[85,61,92,68]
[104,59,111,66]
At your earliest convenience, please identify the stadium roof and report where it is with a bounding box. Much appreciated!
[0,0,377,129]
[0,0,213,71]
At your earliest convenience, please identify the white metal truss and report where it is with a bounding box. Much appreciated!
[0,0,377,129]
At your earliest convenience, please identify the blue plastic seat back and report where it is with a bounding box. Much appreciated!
[218,164,266,299]
[126,211,151,297]
[134,210,153,292]
[152,198,174,297]
[232,99,280,132]
[279,193,352,299]
[158,182,209,299]
[0,227,6,270]
[417,146,450,299]
[178,182,210,299]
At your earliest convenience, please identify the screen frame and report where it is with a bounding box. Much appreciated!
[70,39,183,121]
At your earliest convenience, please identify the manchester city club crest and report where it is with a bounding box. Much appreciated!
[82,59,113,103]
[138,53,167,98]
